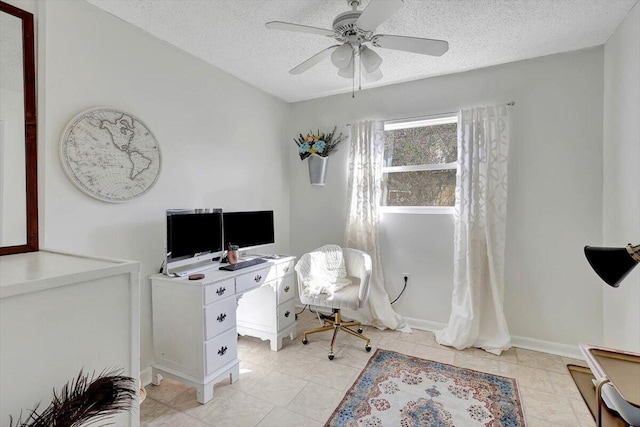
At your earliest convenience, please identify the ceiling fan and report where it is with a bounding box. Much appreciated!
[265,0,449,83]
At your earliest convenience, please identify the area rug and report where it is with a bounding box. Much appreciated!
[326,349,525,427]
[567,364,628,427]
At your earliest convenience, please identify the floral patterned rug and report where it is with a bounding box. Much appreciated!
[326,349,525,427]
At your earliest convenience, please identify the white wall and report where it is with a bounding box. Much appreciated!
[602,2,640,353]
[289,48,605,350]
[39,0,290,373]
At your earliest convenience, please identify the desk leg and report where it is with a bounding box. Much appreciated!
[271,337,283,351]
[196,382,214,404]
[230,364,239,383]
[594,378,611,427]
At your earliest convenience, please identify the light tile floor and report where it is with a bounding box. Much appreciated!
[141,310,593,427]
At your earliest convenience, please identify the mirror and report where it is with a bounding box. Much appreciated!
[0,1,38,255]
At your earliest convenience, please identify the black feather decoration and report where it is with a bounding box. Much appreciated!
[9,369,136,427]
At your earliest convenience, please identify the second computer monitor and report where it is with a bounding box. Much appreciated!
[223,210,275,251]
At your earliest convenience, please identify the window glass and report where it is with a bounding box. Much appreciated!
[384,123,457,167]
[382,116,458,209]
[383,169,456,207]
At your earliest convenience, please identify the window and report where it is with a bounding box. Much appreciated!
[382,114,458,213]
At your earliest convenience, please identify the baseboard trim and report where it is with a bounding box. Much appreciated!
[399,316,585,360]
[140,367,153,387]
[404,316,447,332]
[510,335,584,360]
[298,307,585,360]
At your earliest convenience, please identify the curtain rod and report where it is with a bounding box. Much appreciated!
[345,102,516,127]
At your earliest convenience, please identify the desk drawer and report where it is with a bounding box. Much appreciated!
[277,275,295,305]
[264,264,278,284]
[205,328,238,375]
[204,296,236,340]
[204,279,235,305]
[236,267,270,293]
[277,260,294,278]
[277,299,295,331]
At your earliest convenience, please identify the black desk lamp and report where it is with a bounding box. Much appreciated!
[584,243,640,287]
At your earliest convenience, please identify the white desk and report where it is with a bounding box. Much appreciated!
[149,256,296,404]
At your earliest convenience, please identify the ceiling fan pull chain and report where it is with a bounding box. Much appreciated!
[352,49,356,98]
[358,49,362,92]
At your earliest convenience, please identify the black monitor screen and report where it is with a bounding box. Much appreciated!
[166,209,223,262]
[223,211,275,250]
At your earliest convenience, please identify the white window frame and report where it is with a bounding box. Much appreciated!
[381,114,458,214]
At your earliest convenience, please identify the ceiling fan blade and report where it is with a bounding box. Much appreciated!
[289,45,340,75]
[373,34,449,56]
[355,0,404,31]
[266,21,334,37]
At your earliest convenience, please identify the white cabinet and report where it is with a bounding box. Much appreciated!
[236,258,297,351]
[0,250,140,426]
[150,256,295,404]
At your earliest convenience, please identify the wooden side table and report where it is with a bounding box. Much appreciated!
[580,343,640,427]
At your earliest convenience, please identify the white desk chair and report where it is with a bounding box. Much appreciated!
[297,247,372,360]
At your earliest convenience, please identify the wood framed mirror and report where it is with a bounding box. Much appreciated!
[0,1,38,255]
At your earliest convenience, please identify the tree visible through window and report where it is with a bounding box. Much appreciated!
[382,115,458,208]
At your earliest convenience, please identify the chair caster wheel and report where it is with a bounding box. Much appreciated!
[357,328,364,334]
[365,344,372,352]
[328,354,335,360]
[302,338,308,345]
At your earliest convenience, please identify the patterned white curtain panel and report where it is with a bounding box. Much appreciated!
[436,105,512,355]
[343,120,410,332]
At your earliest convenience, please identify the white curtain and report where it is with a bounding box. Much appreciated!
[343,120,410,332]
[435,105,511,355]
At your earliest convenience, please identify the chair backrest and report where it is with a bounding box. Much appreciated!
[295,246,373,309]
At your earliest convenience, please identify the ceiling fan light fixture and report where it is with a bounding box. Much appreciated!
[337,61,354,78]
[363,67,383,82]
[360,46,382,73]
[331,43,353,68]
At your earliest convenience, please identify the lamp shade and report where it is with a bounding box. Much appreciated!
[584,244,640,287]
[337,60,353,78]
[331,43,353,69]
[363,67,383,82]
[360,46,382,73]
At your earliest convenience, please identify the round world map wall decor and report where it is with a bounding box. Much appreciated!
[60,107,161,203]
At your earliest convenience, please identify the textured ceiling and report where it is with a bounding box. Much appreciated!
[86,0,637,103]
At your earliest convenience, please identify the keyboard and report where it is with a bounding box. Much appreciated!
[219,257,267,271]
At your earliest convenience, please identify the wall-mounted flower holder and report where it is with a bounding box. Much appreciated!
[308,154,328,186]
[294,126,345,186]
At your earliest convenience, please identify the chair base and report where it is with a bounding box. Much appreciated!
[302,309,371,360]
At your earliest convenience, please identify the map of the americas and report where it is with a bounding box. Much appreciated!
[60,108,161,202]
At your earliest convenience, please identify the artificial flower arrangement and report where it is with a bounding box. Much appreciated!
[294,126,345,161]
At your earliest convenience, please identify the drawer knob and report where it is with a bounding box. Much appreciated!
[216,286,226,296]
[284,286,290,293]
[218,345,228,356]
[284,266,290,273]
[284,311,291,318]
[254,275,262,282]
[217,313,227,322]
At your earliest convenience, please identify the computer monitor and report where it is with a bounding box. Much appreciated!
[165,209,223,274]
[223,210,275,252]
